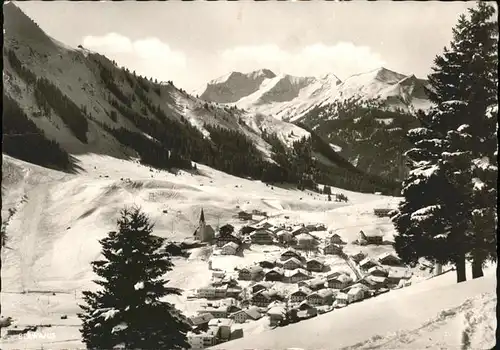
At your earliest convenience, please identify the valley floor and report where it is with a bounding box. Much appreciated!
[1,154,496,349]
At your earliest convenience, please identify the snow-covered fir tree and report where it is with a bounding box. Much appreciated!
[393,2,498,283]
[78,206,191,349]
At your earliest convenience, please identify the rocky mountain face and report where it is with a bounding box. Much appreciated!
[3,3,400,195]
[197,67,432,121]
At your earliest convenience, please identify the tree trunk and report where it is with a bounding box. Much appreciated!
[455,254,466,283]
[471,257,484,279]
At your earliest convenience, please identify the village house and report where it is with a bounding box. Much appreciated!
[282,257,303,270]
[258,259,276,269]
[306,288,335,306]
[208,318,233,342]
[367,275,389,288]
[221,242,239,255]
[187,329,218,349]
[250,229,275,245]
[280,249,304,262]
[251,290,272,307]
[297,300,317,313]
[291,226,310,236]
[287,268,312,283]
[188,313,214,330]
[378,252,403,266]
[267,306,286,326]
[306,223,327,232]
[295,233,320,251]
[276,229,295,244]
[368,265,389,277]
[216,233,241,248]
[359,257,379,271]
[252,210,268,217]
[197,286,217,299]
[328,233,346,245]
[347,286,367,303]
[335,292,349,306]
[301,277,327,291]
[326,269,351,280]
[238,211,253,221]
[229,306,262,323]
[306,258,325,272]
[387,269,412,285]
[251,281,273,294]
[238,265,264,281]
[327,274,353,289]
[350,251,367,264]
[198,304,231,319]
[323,243,343,255]
[193,209,215,243]
[289,286,312,303]
[264,267,285,282]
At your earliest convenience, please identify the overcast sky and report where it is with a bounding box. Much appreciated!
[16,1,477,92]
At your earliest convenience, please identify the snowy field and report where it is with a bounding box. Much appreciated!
[1,154,496,349]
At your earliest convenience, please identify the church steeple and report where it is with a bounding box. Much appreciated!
[199,208,205,224]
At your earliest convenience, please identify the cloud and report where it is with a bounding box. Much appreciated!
[219,42,386,79]
[82,33,186,83]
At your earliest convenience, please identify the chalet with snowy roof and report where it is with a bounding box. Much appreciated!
[347,286,367,303]
[250,229,275,245]
[297,300,315,311]
[387,269,412,285]
[193,209,215,243]
[226,286,243,298]
[306,258,325,272]
[378,252,402,266]
[238,266,264,281]
[282,257,303,270]
[306,223,326,232]
[366,275,388,288]
[216,233,242,248]
[335,292,349,306]
[229,306,261,323]
[258,259,275,269]
[238,211,252,221]
[251,290,272,307]
[301,277,327,291]
[327,274,353,289]
[221,242,239,255]
[188,313,214,328]
[265,268,284,282]
[295,233,320,251]
[328,233,346,245]
[291,226,310,236]
[306,288,335,306]
[276,229,295,244]
[267,306,286,326]
[368,265,389,277]
[350,251,367,264]
[208,318,233,341]
[280,249,304,262]
[289,287,312,303]
[359,257,379,270]
[197,304,232,319]
[251,281,272,294]
[324,243,343,255]
[287,268,312,283]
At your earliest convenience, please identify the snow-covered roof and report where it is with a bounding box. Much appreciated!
[289,268,311,276]
[244,306,261,320]
[283,257,302,265]
[222,242,239,249]
[208,318,233,328]
[378,252,401,261]
[267,306,286,316]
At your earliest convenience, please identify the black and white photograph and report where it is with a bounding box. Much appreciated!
[1,1,498,349]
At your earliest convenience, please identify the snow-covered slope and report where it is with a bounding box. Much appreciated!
[198,68,432,121]
[214,269,497,350]
[1,153,398,349]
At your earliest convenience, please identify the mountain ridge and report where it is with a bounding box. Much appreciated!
[198,66,432,121]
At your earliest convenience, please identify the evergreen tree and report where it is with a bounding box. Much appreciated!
[428,2,498,278]
[393,2,498,282]
[78,206,190,349]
